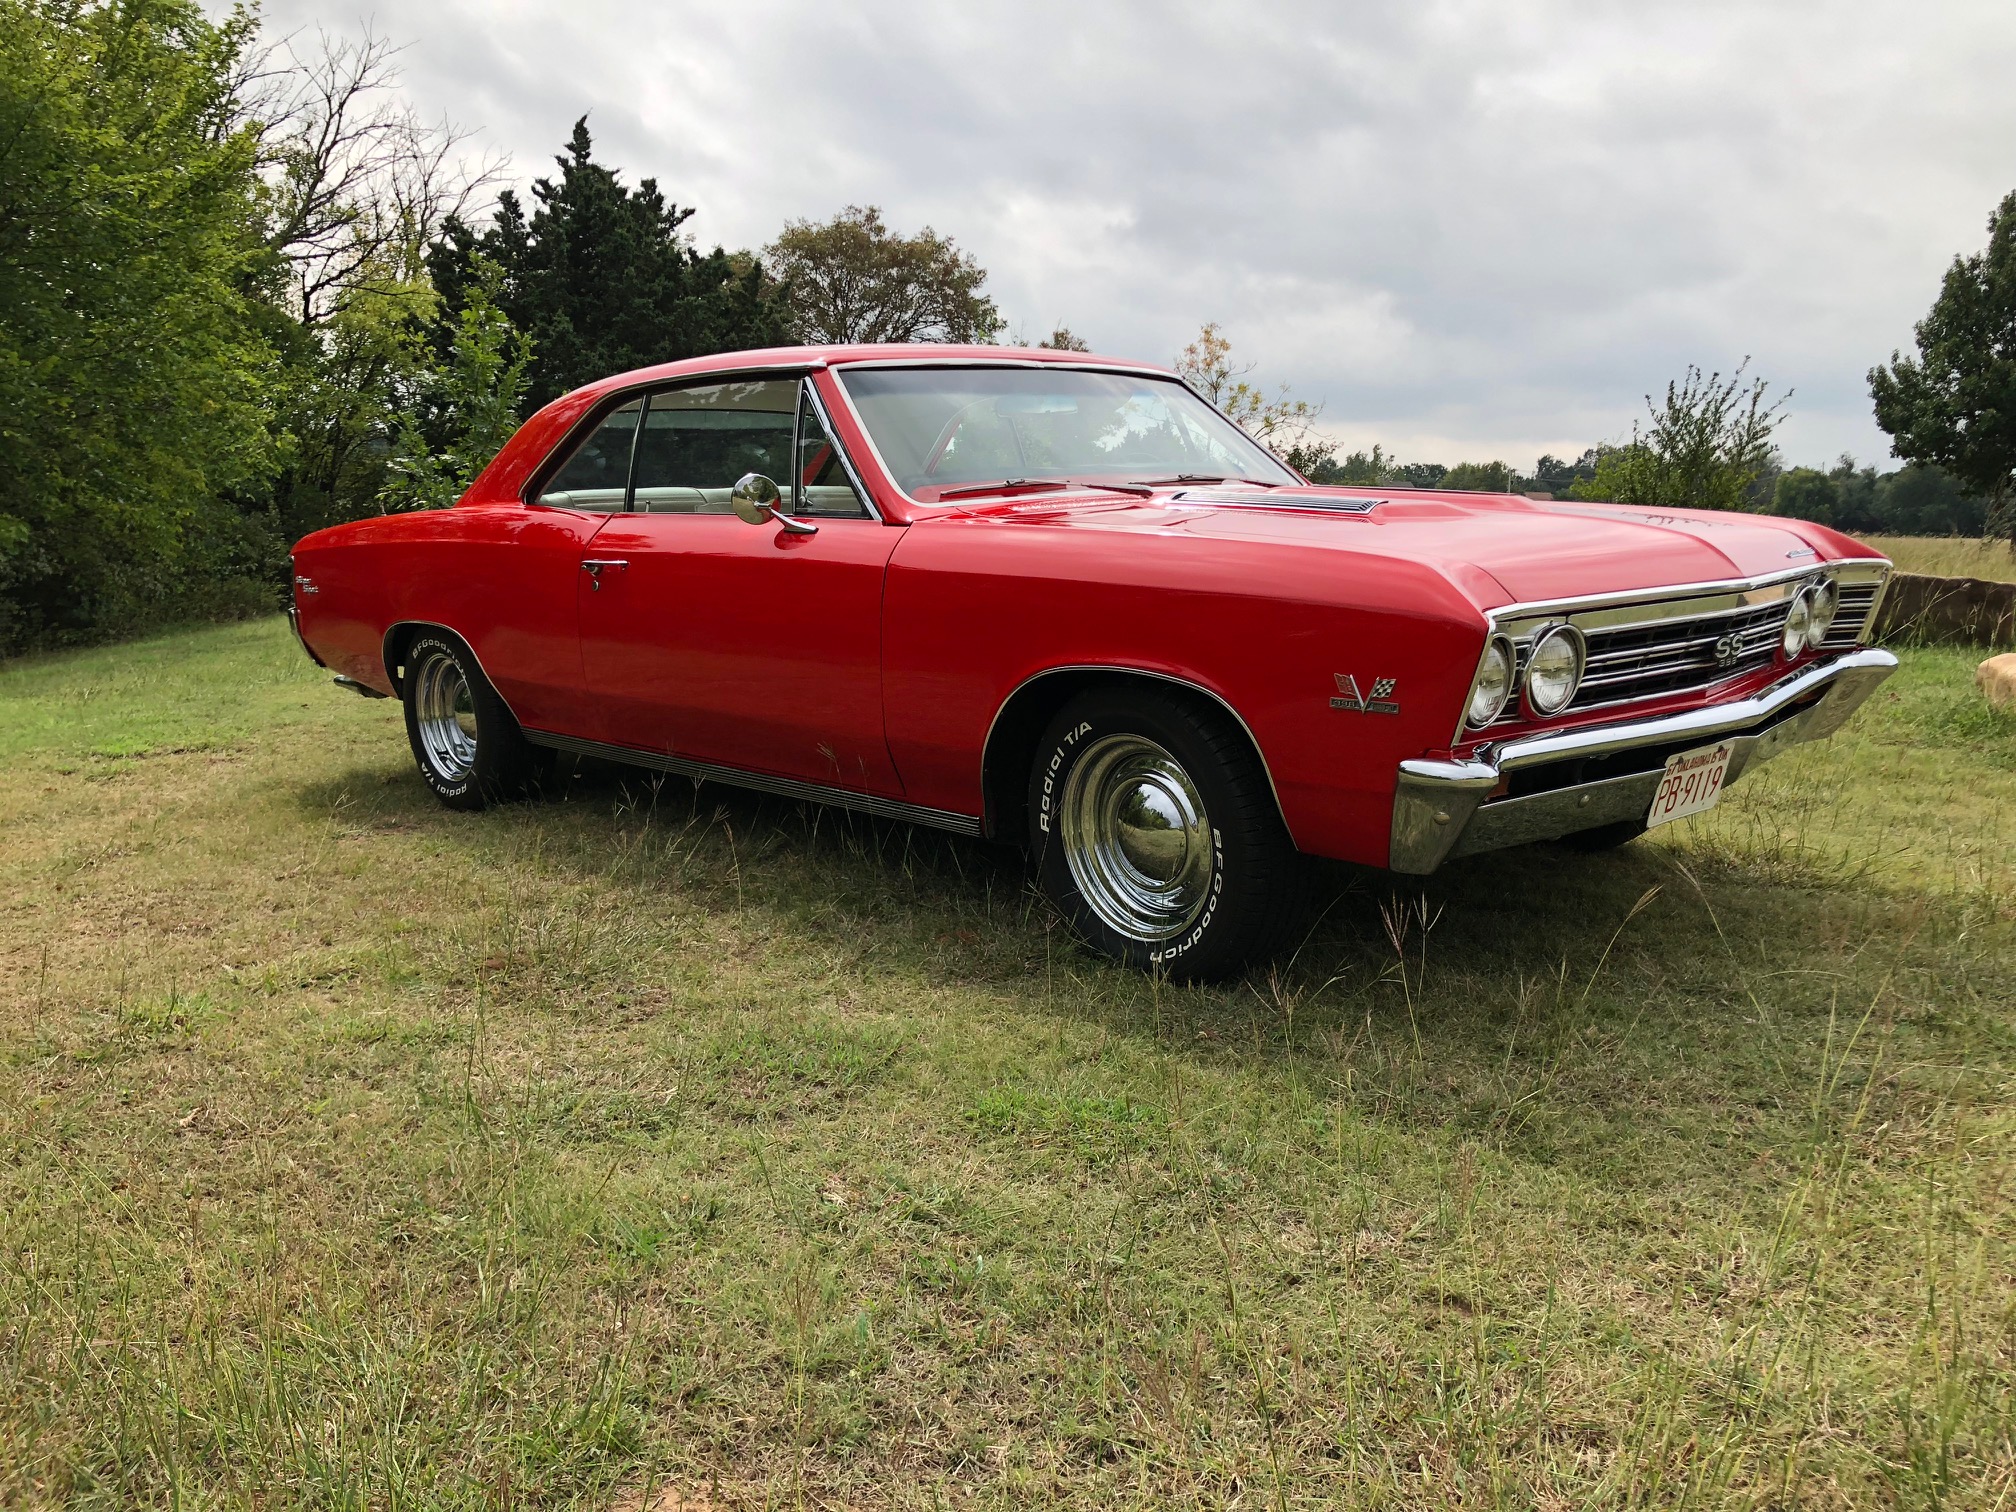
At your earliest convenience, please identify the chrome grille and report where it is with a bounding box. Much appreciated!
[1568,599,1788,710]
[1821,579,1879,650]
[1469,561,1891,736]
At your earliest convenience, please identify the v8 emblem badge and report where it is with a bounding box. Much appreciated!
[1331,673,1400,714]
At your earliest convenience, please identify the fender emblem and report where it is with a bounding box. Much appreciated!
[1331,674,1400,714]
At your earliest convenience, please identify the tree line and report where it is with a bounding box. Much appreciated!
[4,2,2010,653]
[1283,355,2004,540]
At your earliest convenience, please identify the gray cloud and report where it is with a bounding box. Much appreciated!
[255,0,2016,468]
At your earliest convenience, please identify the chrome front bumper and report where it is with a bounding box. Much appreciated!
[1389,647,1898,874]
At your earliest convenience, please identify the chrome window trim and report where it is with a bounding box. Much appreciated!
[798,376,883,523]
[835,356,1175,378]
[824,362,1297,510]
[521,361,832,508]
[522,728,983,837]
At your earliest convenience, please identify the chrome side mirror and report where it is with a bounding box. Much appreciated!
[730,473,817,534]
[731,472,781,524]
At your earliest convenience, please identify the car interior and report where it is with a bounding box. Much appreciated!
[536,379,868,518]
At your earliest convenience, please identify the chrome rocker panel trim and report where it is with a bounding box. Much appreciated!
[1390,647,1898,874]
[523,729,986,838]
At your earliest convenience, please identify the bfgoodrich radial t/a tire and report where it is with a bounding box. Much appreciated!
[1027,687,1301,980]
[401,632,549,810]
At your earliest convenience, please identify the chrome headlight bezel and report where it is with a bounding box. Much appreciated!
[1466,635,1516,729]
[1803,576,1838,649]
[1782,588,1815,659]
[1523,623,1587,717]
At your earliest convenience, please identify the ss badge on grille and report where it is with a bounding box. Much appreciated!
[1331,673,1400,714]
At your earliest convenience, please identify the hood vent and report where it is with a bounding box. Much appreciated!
[1171,489,1382,513]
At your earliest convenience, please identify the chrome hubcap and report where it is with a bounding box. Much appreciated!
[1059,735,1214,943]
[412,649,478,783]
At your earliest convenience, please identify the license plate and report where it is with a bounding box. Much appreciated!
[1646,741,1733,828]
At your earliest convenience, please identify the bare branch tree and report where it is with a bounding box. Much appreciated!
[238,28,506,326]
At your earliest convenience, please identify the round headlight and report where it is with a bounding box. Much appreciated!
[1524,624,1586,716]
[1467,636,1515,728]
[1782,590,1814,658]
[1804,577,1838,648]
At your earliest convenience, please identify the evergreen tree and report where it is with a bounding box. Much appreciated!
[429,119,789,412]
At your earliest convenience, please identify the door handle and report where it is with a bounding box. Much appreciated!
[582,559,628,591]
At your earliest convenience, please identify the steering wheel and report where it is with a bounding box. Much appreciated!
[924,400,1024,479]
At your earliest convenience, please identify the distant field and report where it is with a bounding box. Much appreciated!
[1864,533,2016,582]
[1,619,2012,1508]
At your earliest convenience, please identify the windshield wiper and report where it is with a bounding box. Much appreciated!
[1127,474,1283,488]
[933,478,1070,500]
[934,477,1155,501]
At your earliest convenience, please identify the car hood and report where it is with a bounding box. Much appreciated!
[945,486,1849,606]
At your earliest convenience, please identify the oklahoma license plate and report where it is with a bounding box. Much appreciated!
[1646,741,1733,828]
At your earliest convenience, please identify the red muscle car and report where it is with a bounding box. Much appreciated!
[288,345,1897,977]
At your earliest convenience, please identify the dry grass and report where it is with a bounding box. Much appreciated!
[1863,535,2016,583]
[0,618,2012,1508]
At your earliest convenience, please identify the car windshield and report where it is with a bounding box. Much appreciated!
[837,366,1298,500]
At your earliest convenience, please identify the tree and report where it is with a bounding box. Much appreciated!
[244,27,500,330]
[1522,450,1602,498]
[764,205,1002,346]
[1570,362,1785,512]
[1038,326,1090,351]
[1767,458,1989,536]
[384,257,530,511]
[1441,460,1512,492]
[1870,190,2016,546]
[1305,445,1396,486]
[0,0,276,648]
[1176,323,1327,471]
[1774,467,1840,528]
[232,27,505,545]
[434,119,790,411]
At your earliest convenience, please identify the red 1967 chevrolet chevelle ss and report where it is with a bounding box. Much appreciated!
[289,345,1896,977]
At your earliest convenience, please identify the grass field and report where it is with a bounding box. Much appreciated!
[1,618,2012,1509]
[1864,535,2016,583]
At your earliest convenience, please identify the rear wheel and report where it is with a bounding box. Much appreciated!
[1028,688,1300,979]
[401,632,549,809]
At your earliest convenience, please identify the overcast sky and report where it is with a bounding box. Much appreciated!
[246,0,2016,470]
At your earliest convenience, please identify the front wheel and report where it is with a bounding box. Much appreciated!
[1028,689,1301,980]
[401,632,549,810]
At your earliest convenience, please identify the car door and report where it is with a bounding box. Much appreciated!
[576,374,904,796]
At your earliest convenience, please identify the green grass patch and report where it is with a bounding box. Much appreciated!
[1864,534,2016,583]
[0,618,2011,1507]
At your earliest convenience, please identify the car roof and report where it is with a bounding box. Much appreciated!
[570,344,1175,400]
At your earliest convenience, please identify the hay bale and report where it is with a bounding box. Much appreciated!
[1979,653,2016,710]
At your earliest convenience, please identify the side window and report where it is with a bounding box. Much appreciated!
[630,379,797,513]
[537,399,640,510]
[794,387,871,518]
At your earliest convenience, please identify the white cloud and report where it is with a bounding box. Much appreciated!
[249,0,2016,468]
